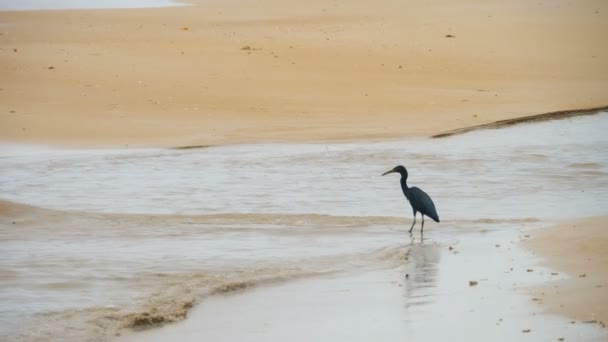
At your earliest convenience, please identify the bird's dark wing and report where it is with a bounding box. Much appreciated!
[408,187,440,222]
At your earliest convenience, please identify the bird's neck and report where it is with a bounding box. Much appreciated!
[400,176,409,190]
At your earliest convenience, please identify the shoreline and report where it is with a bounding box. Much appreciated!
[1,105,606,151]
[162,106,608,149]
[117,219,608,342]
[432,105,608,139]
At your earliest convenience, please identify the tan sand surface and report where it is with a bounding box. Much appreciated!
[525,217,608,324]
[1,0,607,147]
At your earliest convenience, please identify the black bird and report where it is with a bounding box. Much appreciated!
[382,165,440,233]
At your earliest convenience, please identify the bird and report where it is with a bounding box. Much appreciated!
[382,165,439,233]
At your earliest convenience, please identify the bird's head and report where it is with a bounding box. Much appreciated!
[382,165,408,177]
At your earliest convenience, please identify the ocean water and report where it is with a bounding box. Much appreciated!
[0,0,187,11]
[1,113,607,341]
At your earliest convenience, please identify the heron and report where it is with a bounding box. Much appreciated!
[382,165,440,233]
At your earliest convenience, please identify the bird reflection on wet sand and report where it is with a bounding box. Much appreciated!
[402,237,441,311]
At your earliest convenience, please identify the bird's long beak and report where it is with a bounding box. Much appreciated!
[381,169,395,176]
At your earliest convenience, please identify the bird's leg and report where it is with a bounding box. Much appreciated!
[409,212,417,233]
[421,215,425,233]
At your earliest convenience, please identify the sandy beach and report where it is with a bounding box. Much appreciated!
[525,217,608,324]
[1,0,607,147]
[1,1,608,341]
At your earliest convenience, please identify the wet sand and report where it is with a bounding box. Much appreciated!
[119,224,607,342]
[525,217,608,325]
[1,0,608,147]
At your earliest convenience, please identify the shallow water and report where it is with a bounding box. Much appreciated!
[1,113,608,341]
[2,112,608,219]
[0,0,186,11]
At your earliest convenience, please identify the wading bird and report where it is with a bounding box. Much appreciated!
[382,165,440,233]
